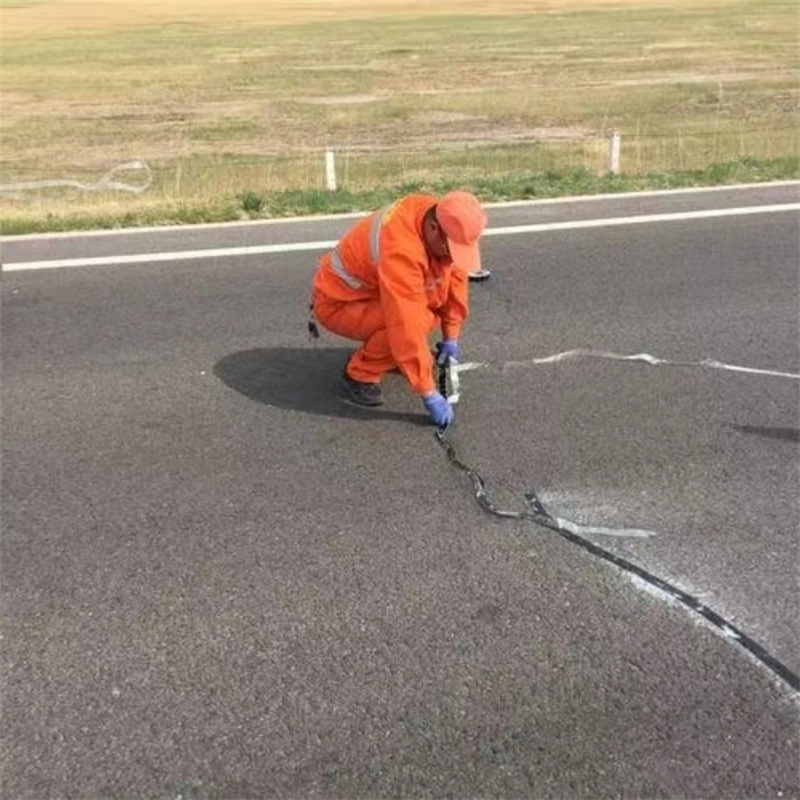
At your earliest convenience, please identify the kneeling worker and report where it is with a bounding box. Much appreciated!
[310,191,488,428]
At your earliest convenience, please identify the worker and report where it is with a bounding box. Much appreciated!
[309,190,487,428]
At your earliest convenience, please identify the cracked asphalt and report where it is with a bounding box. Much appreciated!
[2,185,798,799]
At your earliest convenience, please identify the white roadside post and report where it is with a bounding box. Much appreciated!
[325,149,337,191]
[608,131,621,175]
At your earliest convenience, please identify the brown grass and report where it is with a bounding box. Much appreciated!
[0,0,708,35]
[0,0,797,228]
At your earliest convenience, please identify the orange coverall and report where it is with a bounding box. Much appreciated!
[311,194,468,395]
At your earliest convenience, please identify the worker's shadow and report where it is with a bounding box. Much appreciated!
[214,346,427,425]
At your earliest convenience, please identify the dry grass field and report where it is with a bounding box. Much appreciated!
[0,0,797,230]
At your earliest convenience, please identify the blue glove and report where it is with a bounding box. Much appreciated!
[436,338,459,365]
[422,391,454,428]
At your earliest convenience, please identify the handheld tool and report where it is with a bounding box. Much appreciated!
[436,355,460,433]
[437,355,460,405]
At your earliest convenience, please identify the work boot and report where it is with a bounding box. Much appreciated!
[341,371,384,407]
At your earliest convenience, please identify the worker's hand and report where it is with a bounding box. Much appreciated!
[422,391,454,428]
[435,338,459,365]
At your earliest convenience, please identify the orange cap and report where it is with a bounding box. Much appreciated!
[435,191,487,272]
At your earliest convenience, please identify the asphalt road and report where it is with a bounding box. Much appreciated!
[2,184,799,799]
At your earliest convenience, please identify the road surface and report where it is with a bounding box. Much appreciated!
[2,183,798,798]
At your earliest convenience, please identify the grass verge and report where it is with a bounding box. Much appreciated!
[1,156,796,236]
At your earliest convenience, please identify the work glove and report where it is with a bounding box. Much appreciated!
[422,391,454,429]
[435,338,459,365]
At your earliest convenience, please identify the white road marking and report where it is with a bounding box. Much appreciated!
[4,202,798,272]
[486,179,800,209]
[4,239,339,271]
[3,180,798,241]
[484,202,799,237]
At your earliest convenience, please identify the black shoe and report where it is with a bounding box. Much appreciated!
[341,372,384,407]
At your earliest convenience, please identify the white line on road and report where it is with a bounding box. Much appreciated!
[3,180,798,241]
[485,202,799,237]
[5,239,340,272]
[4,202,798,271]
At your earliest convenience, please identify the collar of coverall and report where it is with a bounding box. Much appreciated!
[435,191,488,272]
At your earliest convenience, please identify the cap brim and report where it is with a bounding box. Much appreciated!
[447,239,481,273]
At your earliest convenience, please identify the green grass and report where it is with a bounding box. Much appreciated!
[2,156,796,236]
[0,0,798,234]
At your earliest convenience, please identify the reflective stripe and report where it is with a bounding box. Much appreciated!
[369,208,384,263]
[327,206,385,290]
[329,248,362,290]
